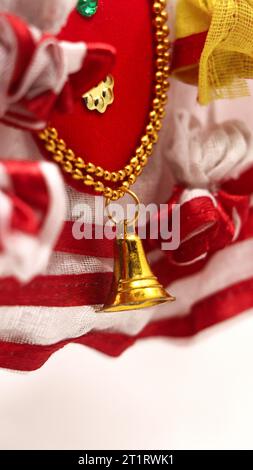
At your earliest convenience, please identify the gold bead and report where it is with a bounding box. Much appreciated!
[155,120,162,131]
[153,98,161,109]
[156,71,164,83]
[161,10,168,21]
[63,161,73,173]
[141,135,150,147]
[156,31,165,42]
[45,140,57,153]
[56,139,66,151]
[94,181,105,192]
[163,51,170,61]
[75,157,86,169]
[53,150,64,162]
[124,165,133,176]
[156,57,165,70]
[163,38,170,49]
[163,65,170,77]
[48,128,58,139]
[161,93,168,104]
[156,44,165,56]
[111,172,119,182]
[146,124,154,135]
[163,79,170,90]
[141,155,148,166]
[117,190,125,199]
[104,170,112,181]
[38,130,49,141]
[154,15,164,28]
[153,2,163,14]
[111,190,120,201]
[150,111,157,122]
[162,24,170,36]
[157,107,165,118]
[159,0,167,8]
[65,149,75,161]
[95,166,104,177]
[128,174,137,185]
[135,164,143,176]
[118,170,126,180]
[72,169,84,180]
[151,132,158,144]
[83,175,94,186]
[146,143,153,156]
[136,146,145,158]
[130,157,139,168]
[122,181,130,190]
[104,187,113,198]
[155,84,163,95]
[86,162,96,173]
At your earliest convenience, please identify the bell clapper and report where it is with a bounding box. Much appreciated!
[100,189,175,313]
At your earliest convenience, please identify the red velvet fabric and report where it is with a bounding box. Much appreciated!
[47,1,154,193]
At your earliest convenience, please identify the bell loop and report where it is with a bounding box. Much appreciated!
[105,189,140,228]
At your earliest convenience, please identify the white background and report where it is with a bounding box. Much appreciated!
[0,313,253,450]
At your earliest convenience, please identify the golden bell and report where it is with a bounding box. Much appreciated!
[101,224,175,313]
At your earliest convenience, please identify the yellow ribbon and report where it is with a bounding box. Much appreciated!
[175,0,253,104]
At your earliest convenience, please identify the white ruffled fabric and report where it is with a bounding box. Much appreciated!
[165,109,253,189]
[0,13,86,130]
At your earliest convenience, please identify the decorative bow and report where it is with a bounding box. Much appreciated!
[0,13,115,130]
[146,111,253,264]
[0,161,66,282]
[147,186,250,265]
[172,0,253,104]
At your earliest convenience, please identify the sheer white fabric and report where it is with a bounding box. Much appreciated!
[166,110,253,189]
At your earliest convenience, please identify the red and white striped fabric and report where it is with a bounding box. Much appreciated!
[1,0,253,372]
[1,86,253,371]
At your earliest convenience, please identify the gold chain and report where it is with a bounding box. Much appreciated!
[38,0,170,201]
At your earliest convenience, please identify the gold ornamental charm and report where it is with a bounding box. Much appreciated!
[101,190,175,312]
[83,75,114,113]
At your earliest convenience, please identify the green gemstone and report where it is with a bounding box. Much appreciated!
[77,0,98,17]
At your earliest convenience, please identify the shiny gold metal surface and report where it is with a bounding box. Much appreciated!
[83,75,114,113]
[105,188,140,226]
[101,226,175,312]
